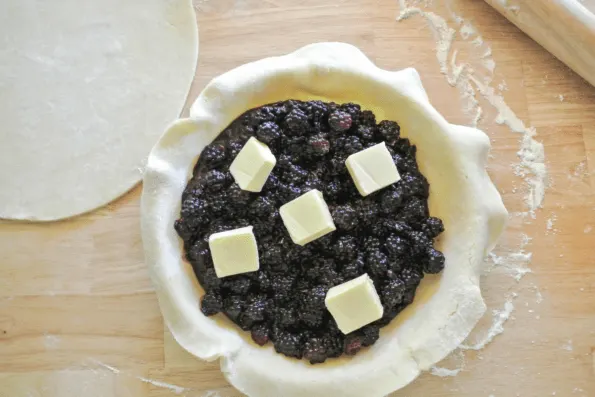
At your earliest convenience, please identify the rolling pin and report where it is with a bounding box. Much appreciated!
[484,0,595,87]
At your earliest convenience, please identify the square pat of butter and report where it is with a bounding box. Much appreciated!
[325,274,384,334]
[279,189,336,246]
[346,142,401,196]
[230,137,276,192]
[208,226,259,278]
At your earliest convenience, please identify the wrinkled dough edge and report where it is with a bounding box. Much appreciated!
[141,42,508,397]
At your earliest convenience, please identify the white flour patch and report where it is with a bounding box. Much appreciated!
[562,339,574,351]
[461,299,515,350]
[430,366,462,377]
[43,333,61,349]
[584,225,593,234]
[87,359,190,394]
[138,376,189,394]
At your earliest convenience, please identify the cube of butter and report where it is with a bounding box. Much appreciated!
[325,274,384,334]
[279,189,336,246]
[230,137,276,192]
[345,142,401,196]
[208,226,259,278]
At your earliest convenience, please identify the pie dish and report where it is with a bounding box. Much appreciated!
[141,42,508,397]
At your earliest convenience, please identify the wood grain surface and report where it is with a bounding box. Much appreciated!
[1,0,595,396]
[484,0,595,88]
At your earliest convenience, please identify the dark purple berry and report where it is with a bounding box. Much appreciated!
[424,247,446,274]
[256,121,281,144]
[202,143,227,166]
[344,334,363,355]
[382,279,406,307]
[308,134,330,156]
[332,205,358,231]
[251,324,270,346]
[285,108,309,134]
[304,337,328,364]
[328,111,352,132]
[200,292,222,316]
[377,120,400,142]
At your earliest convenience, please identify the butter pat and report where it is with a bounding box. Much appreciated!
[280,189,336,246]
[325,274,384,334]
[230,137,276,192]
[345,142,401,196]
[208,226,259,278]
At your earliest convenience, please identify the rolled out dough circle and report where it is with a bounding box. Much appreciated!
[0,0,198,221]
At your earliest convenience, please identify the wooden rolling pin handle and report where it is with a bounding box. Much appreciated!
[484,0,595,87]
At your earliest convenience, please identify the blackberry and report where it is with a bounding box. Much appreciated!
[282,164,308,185]
[174,219,196,243]
[203,170,228,192]
[222,277,251,295]
[227,139,245,158]
[304,337,328,364]
[392,152,418,174]
[406,230,431,256]
[187,239,210,264]
[227,184,251,209]
[223,295,244,322]
[400,173,429,198]
[359,110,376,126]
[285,108,309,135]
[342,254,364,279]
[363,236,381,251]
[366,249,389,277]
[277,183,302,203]
[274,331,303,359]
[251,323,270,346]
[250,196,275,218]
[202,143,227,166]
[262,174,280,192]
[261,246,286,272]
[332,205,358,231]
[340,103,361,124]
[424,247,446,274]
[203,268,221,291]
[382,279,406,307]
[240,298,266,328]
[357,200,379,225]
[360,325,380,346]
[329,156,348,176]
[380,189,403,213]
[344,333,363,356]
[200,292,222,316]
[270,275,296,303]
[180,196,209,222]
[384,235,410,259]
[308,134,331,156]
[276,306,298,328]
[256,121,281,144]
[333,236,358,262]
[324,335,344,358]
[343,136,363,155]
[243,106,275,127]
[255,272,271,290]
[377,120,400,142]
[384,220,412,236]
[422,217,445,238]
[318,266,344,287]
[356,125,375,141]
[328,111,352,132]
[400,268,423,287]
[324,180,342,201]
[400,197,429,223]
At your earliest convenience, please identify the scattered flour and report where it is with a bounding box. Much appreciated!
[87,359,189,394]
[461,299,516,350]
[430,366,462,377]
[584,225,593,234]
[43,333,61,349]
[562,339,574,351]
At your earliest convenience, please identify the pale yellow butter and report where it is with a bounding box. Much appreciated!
[208,226,259,278]
[230,137,276,192]
[325,274,384,334]
[345,142,401,196]
[279,189,336,246]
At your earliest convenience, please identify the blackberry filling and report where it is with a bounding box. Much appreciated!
[175,100,446,364]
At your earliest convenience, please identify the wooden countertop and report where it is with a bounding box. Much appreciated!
[1,0,594,396]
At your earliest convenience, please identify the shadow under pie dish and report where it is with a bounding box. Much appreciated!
[141,42,508,397]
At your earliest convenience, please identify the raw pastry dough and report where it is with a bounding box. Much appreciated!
[141,43,508,397]
[0,0,198,221]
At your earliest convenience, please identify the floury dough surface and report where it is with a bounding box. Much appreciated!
[141,43,508,397]
[0,0,198,221]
